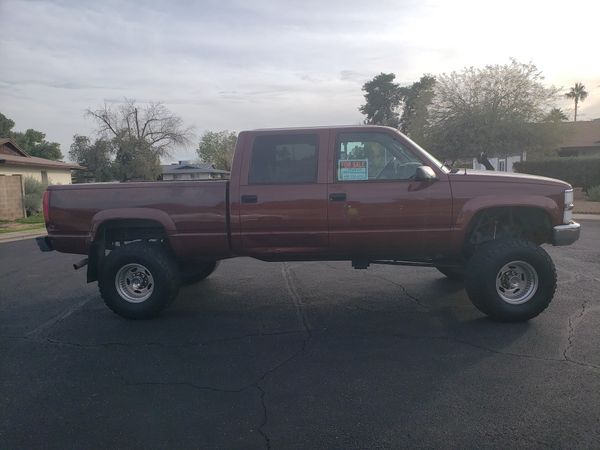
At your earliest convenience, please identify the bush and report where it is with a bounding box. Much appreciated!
[587,185,600,202]
[514,157,600,190]
[23,177,45,216]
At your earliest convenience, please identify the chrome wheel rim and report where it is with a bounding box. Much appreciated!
[495,260,538,305]
[115,263,154,303]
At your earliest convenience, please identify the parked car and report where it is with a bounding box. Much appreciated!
[38,126,580,321]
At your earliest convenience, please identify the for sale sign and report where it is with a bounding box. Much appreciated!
[338,160,368,181]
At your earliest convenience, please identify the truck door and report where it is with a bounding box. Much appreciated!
[237,130,329,258]
[327,129,453,259]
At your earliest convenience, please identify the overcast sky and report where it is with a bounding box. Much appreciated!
[1,0,599,162]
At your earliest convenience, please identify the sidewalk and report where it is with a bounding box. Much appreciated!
[0,229,47,244]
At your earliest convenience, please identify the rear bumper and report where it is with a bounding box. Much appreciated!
[552,222,581,246]
[36,236,54,252]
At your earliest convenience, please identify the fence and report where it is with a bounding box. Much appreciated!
[0,175,25,220]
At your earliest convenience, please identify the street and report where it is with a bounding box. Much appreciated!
[1,220,599,449]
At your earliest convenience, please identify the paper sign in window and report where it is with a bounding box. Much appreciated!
[338,160,368,181]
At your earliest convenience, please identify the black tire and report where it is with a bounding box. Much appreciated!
[180,261,219,285]
[465,239,556,322]
[435,265,465,280]
[98,242,180,319]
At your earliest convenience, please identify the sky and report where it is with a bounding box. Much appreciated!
[1,0,599,163]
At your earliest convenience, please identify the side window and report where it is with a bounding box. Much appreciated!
[249,134,318,184]
[336,132,422,181]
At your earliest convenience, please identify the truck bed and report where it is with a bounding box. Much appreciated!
[46,180,231,259]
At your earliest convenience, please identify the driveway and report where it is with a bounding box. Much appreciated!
[1,221,599,449]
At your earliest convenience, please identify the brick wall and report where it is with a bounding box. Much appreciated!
[0,175,25,220]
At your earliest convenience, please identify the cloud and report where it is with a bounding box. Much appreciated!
[0,0,599,162]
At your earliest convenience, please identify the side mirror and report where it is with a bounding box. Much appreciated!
[414,166,437,182]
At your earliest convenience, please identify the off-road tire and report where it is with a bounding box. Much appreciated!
[180,261,220,285]
[465,239,556,322]
[99,242,180,319]
[435,265,465,280]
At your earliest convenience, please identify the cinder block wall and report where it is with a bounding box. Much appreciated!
[0,175,25,220]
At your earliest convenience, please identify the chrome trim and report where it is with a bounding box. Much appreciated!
[553,222,581,246]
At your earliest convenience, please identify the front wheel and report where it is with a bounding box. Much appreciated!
[465,239,556,322]
[99,242,181,319]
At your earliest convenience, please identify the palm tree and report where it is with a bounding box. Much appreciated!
[564,82,588,121]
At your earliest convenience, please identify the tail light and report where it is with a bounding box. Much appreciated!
[42,190,51,225]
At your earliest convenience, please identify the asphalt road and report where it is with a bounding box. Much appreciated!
[1,221,599,449]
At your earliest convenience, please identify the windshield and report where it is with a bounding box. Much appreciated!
[401,134,451,174]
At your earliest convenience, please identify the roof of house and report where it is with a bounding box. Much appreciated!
[161,161,229,175]
[0,138,84,170]
[558,119,600,149]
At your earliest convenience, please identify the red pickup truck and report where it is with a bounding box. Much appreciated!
[38,126,580,321]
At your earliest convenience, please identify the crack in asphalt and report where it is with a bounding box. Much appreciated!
[367,272,429,310]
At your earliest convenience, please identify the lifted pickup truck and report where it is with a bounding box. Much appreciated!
[38,126,580,321]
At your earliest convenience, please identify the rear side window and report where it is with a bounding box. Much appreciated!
[249,134,318,184]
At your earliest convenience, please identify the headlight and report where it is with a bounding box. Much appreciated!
[564,189,574,223]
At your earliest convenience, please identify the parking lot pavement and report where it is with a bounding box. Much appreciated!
[1,221,599,449]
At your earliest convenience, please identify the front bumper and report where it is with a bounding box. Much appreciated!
[552,222,581,246]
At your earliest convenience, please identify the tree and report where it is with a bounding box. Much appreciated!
[543,108,568,123]
[86,99,193,181]
[197,130,237,171]
[69,135,115,183]
[359,73,402,127]
[426,60,559,163]
[12,129,63,160]
[0,112,63,160]
[398,75,436,143]
[564,82,588,121]
[0,112,15,137]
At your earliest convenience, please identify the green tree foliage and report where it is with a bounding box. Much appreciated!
[359,73,402,127]
[0,112,15,137]
[197,130,237,171]
[69,135,115,183]
[543,108,568,123]
[23,177,45,216]
[398,75,436,143]
[86,99,193,181]
[426,60,559,162]
[0,112,63,160]
[564,82,588,121]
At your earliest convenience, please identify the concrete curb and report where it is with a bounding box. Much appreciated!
[574,214,600,221]
[0,230,47,244]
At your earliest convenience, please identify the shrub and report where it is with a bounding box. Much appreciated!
[513,157,600,190]
[23,177,45,216]
[587,185,600,202]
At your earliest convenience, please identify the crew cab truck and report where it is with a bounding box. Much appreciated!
[38,126,580,321]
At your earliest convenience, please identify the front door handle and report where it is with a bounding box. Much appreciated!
[241,195,258,204]
[329,193,347,202]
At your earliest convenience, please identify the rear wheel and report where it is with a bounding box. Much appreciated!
[465,239,556,322]
[99,242,180,319]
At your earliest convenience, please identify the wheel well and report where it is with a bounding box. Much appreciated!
[87,219,170,284]
[96,219,168,249]
[465,207,552,249]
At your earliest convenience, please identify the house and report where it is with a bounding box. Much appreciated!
[555,119,600,157]
[0,138,82,184]
[472,152,526,172]
[160,161,229,181]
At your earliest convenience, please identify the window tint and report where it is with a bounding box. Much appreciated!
[337,132,422,181]
[249,134,318,184]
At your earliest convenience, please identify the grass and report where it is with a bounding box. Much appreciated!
[587,185,600,202]
[16,213,45,224]
[0,223,45,234]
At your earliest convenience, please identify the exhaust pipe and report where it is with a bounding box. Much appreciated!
[73,258,88,270]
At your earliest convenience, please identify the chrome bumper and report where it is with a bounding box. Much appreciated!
[552,222,581,246]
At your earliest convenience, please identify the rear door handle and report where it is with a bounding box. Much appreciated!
[329,193,347,202]
[241,195,258,204]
